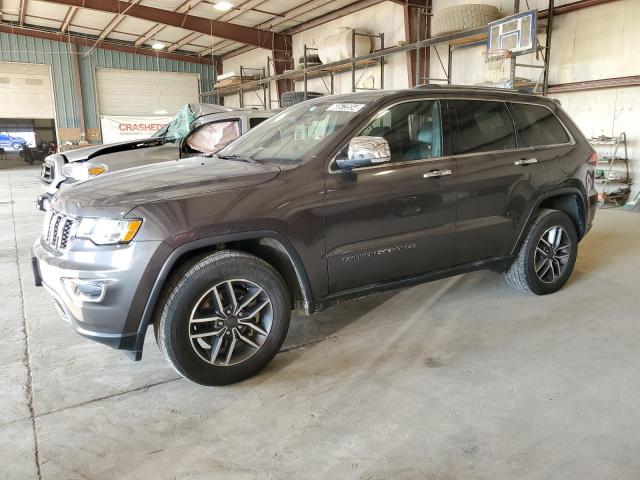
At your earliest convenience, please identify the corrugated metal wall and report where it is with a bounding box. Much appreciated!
[0,32,215,132]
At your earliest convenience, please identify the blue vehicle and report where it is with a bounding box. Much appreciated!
[0,134,28,150]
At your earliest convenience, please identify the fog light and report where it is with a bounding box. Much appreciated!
[62,278,106,303]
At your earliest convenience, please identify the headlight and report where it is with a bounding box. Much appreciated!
[62,163,107,181]
[76,218,142,245]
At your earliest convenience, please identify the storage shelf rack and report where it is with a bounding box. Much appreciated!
[201,0,556,107]
[202,24,496,107]
[590,132,632,205]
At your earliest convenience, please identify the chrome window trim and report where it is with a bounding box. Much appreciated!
[328,95,575,175]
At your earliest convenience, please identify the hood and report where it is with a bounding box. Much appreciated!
[63,138,166,163]
[53,156,280,217]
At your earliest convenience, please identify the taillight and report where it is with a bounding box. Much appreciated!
[587,151,598,166]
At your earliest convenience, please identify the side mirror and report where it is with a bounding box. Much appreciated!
[335,136,391,170]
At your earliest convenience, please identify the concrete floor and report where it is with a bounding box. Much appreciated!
[2,158,640,479]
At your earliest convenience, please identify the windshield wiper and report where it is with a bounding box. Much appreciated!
[217,153,261,164]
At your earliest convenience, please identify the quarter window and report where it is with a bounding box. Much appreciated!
[509,103,570,147]
[359,100,443,162]
[450,100,516,154]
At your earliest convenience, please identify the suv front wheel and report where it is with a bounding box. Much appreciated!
[155,250,291,386]
[505,209,578,295]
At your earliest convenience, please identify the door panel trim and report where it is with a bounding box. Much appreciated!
[315,256,513,312]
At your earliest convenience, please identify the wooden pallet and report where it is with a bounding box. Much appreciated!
[214,76,258,89]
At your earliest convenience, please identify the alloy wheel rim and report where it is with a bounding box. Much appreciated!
[188,279,273,366]
[534,226,572,284]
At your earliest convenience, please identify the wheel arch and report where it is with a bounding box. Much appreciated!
[132,231,314,358]
[512,186,588,256]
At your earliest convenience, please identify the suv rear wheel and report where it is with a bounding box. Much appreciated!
[505,209,578,295]
[155,250,291,386]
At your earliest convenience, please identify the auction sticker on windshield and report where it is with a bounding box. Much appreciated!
[326,103,366,112]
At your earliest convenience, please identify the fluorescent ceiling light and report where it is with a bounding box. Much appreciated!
[153,109,168,115]
[151,41,165,50]
[213,1,233,11]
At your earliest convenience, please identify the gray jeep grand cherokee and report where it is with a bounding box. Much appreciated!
[32,86,597,386]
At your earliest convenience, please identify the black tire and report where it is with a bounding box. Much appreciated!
[504,209,578,295]
[297,54,322,67]
[154,250,291,386]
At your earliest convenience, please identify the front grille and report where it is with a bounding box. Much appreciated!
[41,161,55,183]
[44,212,75,249]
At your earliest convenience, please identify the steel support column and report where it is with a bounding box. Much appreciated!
[69,43,86,135]
[272,36,293,108]
[404,0,431,87]
[542,0,555,95]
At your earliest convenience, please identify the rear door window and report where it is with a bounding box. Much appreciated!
[509,103,570,147]
[449,100,516,154]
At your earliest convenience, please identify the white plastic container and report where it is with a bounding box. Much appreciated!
[318,28,372,64]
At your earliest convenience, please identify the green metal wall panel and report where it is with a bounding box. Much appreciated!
[0,32,215,133]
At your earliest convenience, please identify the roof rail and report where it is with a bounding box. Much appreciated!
[413,84,521,93]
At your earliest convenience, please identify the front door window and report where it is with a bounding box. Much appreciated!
[359,100,444,162]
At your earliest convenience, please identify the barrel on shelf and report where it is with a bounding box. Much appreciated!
[318,28,372,64]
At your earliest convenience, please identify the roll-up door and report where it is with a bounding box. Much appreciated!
[0,62,55,119]
[95,68,199,116]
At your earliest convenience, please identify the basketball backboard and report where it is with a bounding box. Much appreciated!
[487,10,537,56]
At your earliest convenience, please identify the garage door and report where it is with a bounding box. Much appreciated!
[0,62,55,119]
[96,68,200,116]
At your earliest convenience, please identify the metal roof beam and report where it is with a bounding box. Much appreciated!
[207,0,322,56]
[96,0,141,42]
[45,0,289,50]
[168,31,201,52]
[220,0,387,59]
[133,0,206,47]
[18,0,28,26]
[0,23,218,65]
[60,6,79,33]
[194,0,268,56]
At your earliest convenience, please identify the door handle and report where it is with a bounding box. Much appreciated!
[514,158,538,166]
[423,169,452,179]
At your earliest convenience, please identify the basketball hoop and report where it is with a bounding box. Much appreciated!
[483,49,512,70]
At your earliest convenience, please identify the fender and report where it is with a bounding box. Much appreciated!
[129,230,314,360]
[510,184,588,256]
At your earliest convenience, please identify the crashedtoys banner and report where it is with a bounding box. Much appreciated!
[100,116,173,143]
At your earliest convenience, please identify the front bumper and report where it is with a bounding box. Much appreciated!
[32,236,163,353]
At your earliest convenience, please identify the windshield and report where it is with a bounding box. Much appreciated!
[218,100,371,165]
[151,124,169,139]
[151,104,195,142]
